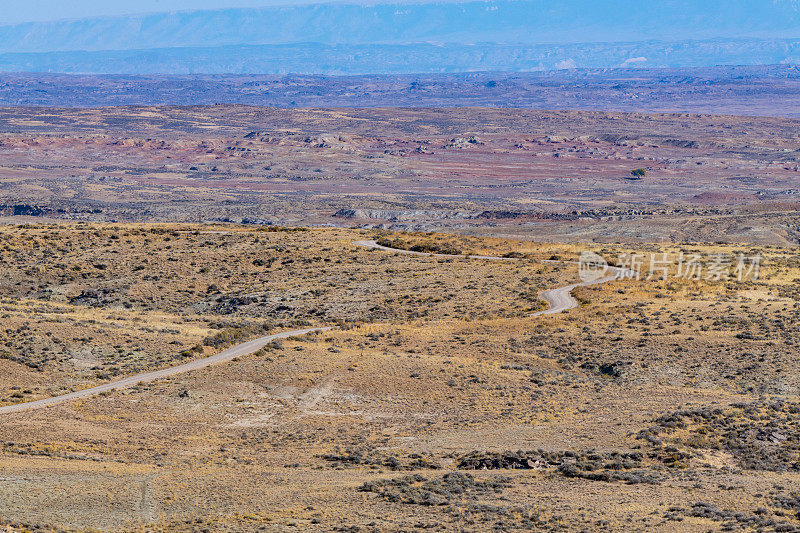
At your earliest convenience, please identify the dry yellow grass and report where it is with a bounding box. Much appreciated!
[1,225,799,531]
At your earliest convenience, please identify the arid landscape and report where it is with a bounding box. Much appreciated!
[1,104,800,246]
[3,0,800,529]
[0,66,798,532]
[0,222,799,531]
[5,67,800,114]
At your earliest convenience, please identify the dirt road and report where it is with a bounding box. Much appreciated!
[0,327,329,415]
[354,240,623,315]
[0,240,621,415]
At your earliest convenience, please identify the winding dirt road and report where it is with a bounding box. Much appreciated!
[531,273,620,316]
[354,240,623,315]
[0,239,621,415]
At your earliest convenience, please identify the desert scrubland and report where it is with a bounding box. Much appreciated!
[0,226,799,531]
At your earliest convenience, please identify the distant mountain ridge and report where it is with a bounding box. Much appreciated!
[1,0,800,54]
[2,38,800,75]
[1,1,800,74]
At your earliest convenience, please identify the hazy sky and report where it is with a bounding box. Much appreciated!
[0,0,369,24]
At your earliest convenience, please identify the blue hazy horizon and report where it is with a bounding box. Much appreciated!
[0,0,429,25]
[0,0,799,74]
[3,1,800,49]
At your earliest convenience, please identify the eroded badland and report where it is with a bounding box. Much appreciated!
[0,105,799,532]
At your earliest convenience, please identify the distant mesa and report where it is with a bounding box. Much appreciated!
[0,1,799,74]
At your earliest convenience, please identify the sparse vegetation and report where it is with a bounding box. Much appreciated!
[1,104,800,531]
[630,168,647,179]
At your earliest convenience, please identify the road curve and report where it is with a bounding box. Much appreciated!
[0,327,329,415]
[1,239,621,415]
[531,273,620,316]
[354,240,623,316]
